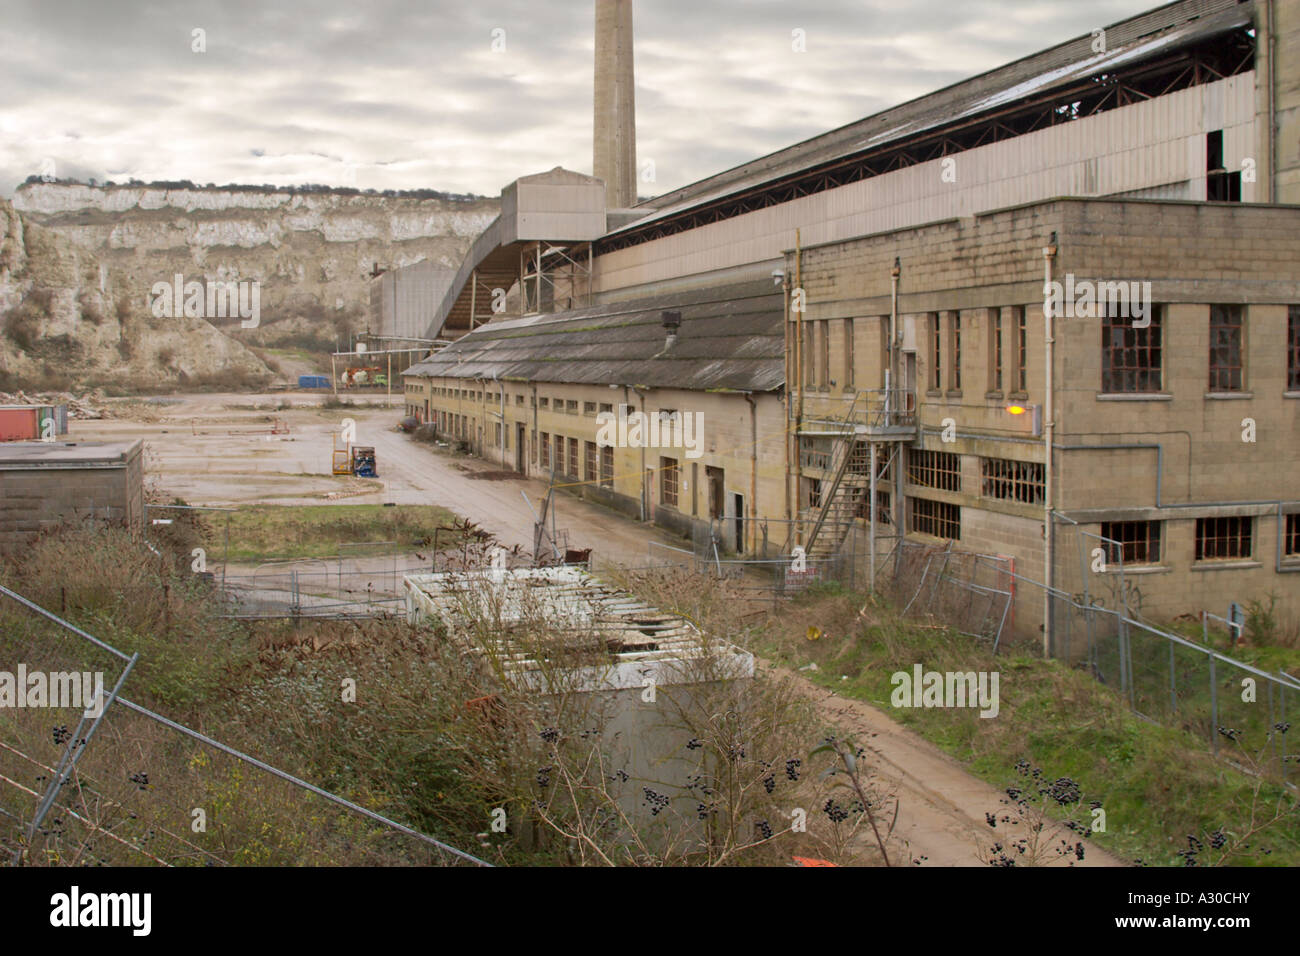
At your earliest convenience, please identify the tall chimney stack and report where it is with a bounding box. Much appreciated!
[594,0,636,209]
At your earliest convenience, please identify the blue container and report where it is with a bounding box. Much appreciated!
[298,375,330,389]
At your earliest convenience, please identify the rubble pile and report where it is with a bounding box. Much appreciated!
[0,389,108,419]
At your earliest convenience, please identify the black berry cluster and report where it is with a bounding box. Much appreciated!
[754,820,773,840]
[1046,777,1081,806]
[822,798,855,823]
[785,758,802,781]
[642,788,670,816]
[128,771,149,790]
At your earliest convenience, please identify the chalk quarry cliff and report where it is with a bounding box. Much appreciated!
[1,196,270,390]
[4,182,499,387]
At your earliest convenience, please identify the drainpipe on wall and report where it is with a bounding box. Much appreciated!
[783,266,793,536]
[891,258,904,560]
[744,391,757,555]
[1042,233,1058,660]
[476,377,486,458]
[1266,0,1278,204]
[794,230,804,546]
[634,386,648,522]
[492,371,504,469]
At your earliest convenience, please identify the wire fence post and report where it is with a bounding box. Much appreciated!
[1169,641,1177,714]
[17,652,140,866]
[1209,653,1219,756]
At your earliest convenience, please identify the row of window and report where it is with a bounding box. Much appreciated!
[1100,515,1300,564]
[421,385,622,417]
[539,432,614,488]
[1099,304,1298,394]
[906,449,1046,505]
[537,436,686,511]
[905,505,1300,564]
[796,305,1300,396]
[797,310,1030,393]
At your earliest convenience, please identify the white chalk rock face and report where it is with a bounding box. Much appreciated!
[0,197,271,389]
[13,182,500,348]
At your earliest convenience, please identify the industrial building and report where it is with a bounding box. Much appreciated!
[0,440,144,550]
[403,0,1300,636]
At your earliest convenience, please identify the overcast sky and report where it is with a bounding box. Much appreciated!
[0,0,1161,200]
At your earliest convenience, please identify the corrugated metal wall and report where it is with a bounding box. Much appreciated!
[594,75,1257,294]
[371,260,456,340]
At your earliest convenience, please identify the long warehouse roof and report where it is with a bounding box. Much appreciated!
[405,278,784,392]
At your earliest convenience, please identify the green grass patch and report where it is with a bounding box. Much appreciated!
[210,504,462,562]
[754,591,1300,867]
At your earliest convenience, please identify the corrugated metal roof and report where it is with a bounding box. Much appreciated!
[403,566,754,692]
[615,0,1252,235]
[405,279,785,391]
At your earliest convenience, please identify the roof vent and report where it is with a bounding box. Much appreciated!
[659,310,682,353]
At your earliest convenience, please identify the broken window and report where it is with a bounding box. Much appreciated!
[660,457,679,508]
[1195,516,1252,561]
[1101,521,1161,565]
[843,318,855,390]
[930,312,942,391]
[908,449,961,492]
[989,308,1004,393]
[949,312,961,392]
[1101,304,1162,393]
[909,497,960,540]
[600,445,614,488]
[1014,307,1028,393]
[819,320,830,390]
[1206,130,1241,202]
[1209,304,1244,392]
[981,457,1044,504]
[1289,307,1300,392]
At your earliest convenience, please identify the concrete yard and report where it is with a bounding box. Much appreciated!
[68,392,688,568]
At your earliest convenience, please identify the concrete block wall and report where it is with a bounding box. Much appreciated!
[412,374,789,553]
[0,450,143,551]
[791,197,1300,633]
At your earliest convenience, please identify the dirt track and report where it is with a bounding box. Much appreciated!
[71,391,1124,867]
[766,662,1122,867]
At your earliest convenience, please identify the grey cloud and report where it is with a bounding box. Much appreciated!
[0,0,1162,199]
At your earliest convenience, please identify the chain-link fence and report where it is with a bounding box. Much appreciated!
[641,527,855,606]
[884,541,1015,650]
[0,583,488,867]
[879,534,1298,783]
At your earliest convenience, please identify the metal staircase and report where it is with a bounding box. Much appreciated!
[798,388,916,570]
